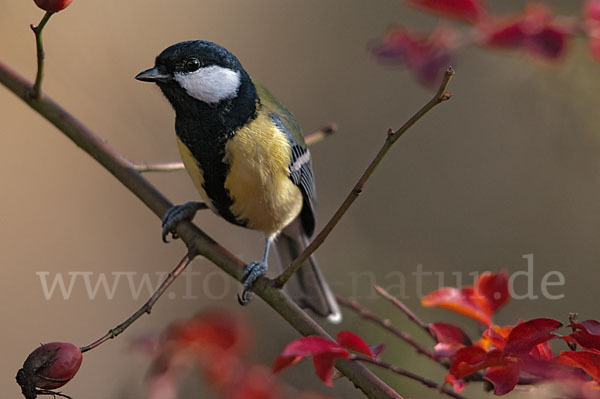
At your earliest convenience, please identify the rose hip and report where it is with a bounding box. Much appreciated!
[16,342,82,399]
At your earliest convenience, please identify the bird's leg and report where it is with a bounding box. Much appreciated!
[238,236,273,305]
[161,201,208,242]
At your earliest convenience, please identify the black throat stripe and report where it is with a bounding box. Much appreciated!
[176,119,243,227]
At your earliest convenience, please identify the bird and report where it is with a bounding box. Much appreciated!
[135,40,341,323]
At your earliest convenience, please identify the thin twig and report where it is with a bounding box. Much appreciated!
[305,123,338,146]
[0,60,398,399]
[134,161,184,173]
[337,296,447,368]
[132,123,339,173]
[80,253,192,353]
[374,286,434,340]
[275,67,455,287]
[352,355,468,399]
[36,389,73,399]
[30,11,53,98]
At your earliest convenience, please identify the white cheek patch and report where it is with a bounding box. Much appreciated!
[174,65,241,104]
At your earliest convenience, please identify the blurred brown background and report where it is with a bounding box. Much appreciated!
[1,0,599,398]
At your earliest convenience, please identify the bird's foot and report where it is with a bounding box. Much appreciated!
[237,261,267,306]
[161,201,205,242]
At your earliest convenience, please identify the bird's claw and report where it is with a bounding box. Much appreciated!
[237,289,254,306]
[238,261,267,305]
[161,202,203,242]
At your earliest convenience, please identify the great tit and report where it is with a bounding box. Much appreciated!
[136,40,341,323]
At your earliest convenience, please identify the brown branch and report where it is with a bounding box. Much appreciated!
[374,286,434,340]
[275,67,454,287]
[0,59,399,399]
[132,123,339,173]
[352,355,468,399]
[80,253,192,353]
[337,296,447,368]
[30,11,53,99]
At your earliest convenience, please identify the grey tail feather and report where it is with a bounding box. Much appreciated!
[273,219,342,324]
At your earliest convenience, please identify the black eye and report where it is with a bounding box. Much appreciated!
[184,58,201,72]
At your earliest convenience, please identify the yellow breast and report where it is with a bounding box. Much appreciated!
[224,111,303,236]
[176,112,303,236]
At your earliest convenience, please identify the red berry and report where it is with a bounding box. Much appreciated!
[33,0,73,12]
[16,342,82,398]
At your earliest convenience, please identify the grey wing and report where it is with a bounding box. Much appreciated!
[270,113,317,237]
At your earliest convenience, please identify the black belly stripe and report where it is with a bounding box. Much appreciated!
[176,127,247,228]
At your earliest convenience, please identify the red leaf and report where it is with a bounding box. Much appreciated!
[422,272,510,326]
[483,4,570,61]
[272,355,304,374]
[336,331,374,358]
[529,341,554,361]
[555,351,600,381]
[422,286,491,326]
[567,321,600,351]
[527,26,569,60]
[227,365,283,399]
[584,0,600,23]
[278,336,347,358]
[568,335,600,352]
[166,310,249,355]
[486,21,527,47]
[313,352,347,386]
[371,26,455,88]
[573,320,600,335]
[520,354,585,381]
[444,373,466,392]
[273,336,349,380]
[405,0,487,23]
[429,322,472,346]
[450,347,506,378]
[483,362,521,395]
[584,1,600,62]
[434,343,465,358]
[478,325,513,350]
[504,318,562,355]
[474,271,509,313]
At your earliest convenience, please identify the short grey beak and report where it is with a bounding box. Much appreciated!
[135,67,170,82]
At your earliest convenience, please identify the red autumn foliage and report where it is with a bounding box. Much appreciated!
[336,331,375,358]
[370,26,456,87]
[421,273,600,396]
[273,331,376,386]
[503,318,562,354]
[586,0,600,22]
[563,320,600,352]
[585,1,600,61]
[405,0,487,23]
[482,4,570,60]
[429,322,472,357]
[555,351,600,381]
[373,1,599,88]
[441,317,582,394]
[273,336,349,386]
[135,310,328,399]
[271,268,600,397]
[33,0,73,12]
[421,271,509,326]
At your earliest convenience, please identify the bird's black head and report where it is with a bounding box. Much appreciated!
[136,40,257,126]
